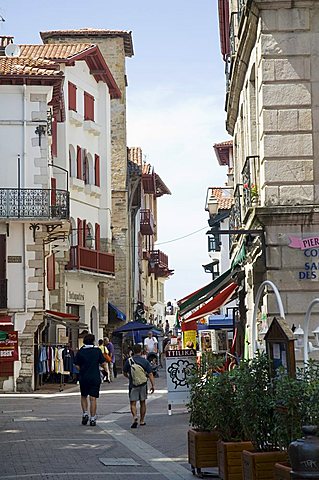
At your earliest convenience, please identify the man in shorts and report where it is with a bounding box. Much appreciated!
[123,343,155,428]
[74,333,108,426]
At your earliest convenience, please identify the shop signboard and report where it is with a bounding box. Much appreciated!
[182,330,196,349]
[0,331,19,362]
[165,348,196,413]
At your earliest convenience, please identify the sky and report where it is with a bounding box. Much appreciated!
[0,0,230,302]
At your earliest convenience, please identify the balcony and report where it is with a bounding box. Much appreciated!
[0,279,7,309]
[0,189,69,220]
[140,209,155,235]
[242,156,260,210]
[148,249,174,278]
[66,245,115,276]
[229,185,242,250]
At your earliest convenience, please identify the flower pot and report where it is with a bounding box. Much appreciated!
[218,440,254,480]
[188,428,219,475]
[273,462,291,480]
[242,450,288,480]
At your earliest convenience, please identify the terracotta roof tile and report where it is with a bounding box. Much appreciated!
[20,43,95,60]
[0,57,62,77]
[40,29,134,57]
[214,140,233,148]
[211,187,233,210]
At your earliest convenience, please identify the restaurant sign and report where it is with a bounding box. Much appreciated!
[0,331,19,362]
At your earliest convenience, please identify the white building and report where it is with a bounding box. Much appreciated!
[0,36,120,391]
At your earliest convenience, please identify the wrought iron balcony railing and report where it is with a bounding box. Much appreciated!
[229,185,242,250]
[242,156,260,209]
[0,279,7,309]
[140,209,155,235]
[0,189,69,220]
[66,245,115,276]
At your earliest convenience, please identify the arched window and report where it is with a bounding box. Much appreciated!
[69,145,76,178]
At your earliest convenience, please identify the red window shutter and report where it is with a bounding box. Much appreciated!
[83,220,87,247]
[95,223,100,251]
[84,92,94,121]
[47,254,55,291]
[51,177,57,206]
[68,82,77,111]
[76,146,82,179]
[77,218,83,247]
[51,117,57,157]
[94,154,100,187]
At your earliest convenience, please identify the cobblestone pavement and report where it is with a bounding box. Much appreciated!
[0,368,219,479]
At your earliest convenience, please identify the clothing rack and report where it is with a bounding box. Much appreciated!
[38,344,76,391]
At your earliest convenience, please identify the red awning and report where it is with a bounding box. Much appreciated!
[46,310,79,321]
[183,282,238,324]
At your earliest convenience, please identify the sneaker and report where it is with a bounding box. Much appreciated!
[82,414,89,426]
[90,419,96,427]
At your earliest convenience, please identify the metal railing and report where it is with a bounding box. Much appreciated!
[229,185,242,250]
[242,156,260,209]
[67,246,115,275]
[0,189,69,219]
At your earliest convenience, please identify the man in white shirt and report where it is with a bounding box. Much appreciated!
[144,331,158,354]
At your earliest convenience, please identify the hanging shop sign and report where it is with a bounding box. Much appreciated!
[182,330,197,349]
[0,331,19,362]
[165,348,197,413]
[288,235,319,280]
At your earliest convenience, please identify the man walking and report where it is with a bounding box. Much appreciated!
[104,337,115,381]
[74,334,108,426]
[144,331,158,355]
[123,343,155,428]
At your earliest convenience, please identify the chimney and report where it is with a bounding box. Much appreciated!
[0,36,14,56]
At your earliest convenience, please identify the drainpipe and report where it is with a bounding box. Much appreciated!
[22,84,27,311]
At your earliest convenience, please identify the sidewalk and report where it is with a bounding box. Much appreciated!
[0,368,219,479]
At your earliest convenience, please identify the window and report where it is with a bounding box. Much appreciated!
[68,82,77,111]
[208,234,221,252]
[76,146,82,180]
[84,92,94,121]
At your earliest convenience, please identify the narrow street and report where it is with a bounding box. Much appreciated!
[0,370,205,480]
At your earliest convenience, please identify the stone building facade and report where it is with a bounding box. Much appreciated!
[217,0,319,358]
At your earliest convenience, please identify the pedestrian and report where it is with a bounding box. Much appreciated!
[74,334,108,427]
[123,343,155,428]
[143,331,158,355]
[164,319,170,335]
[98,339,110,382]
[104,337,115,381]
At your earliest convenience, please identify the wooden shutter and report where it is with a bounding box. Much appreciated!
[51,177,57,206]
[82,220,87,247]
[94,154,100,187]
[68,82,77,111]
[77,218,83,246]
[95,223,100,251]
[84,92,94,121]
[51,117,57,158]
[76,146,82,179]
[47,254,55,291]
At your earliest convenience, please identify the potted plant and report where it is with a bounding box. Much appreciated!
[187,353,223,477]
[211,368,253,480]
[235,352,287,480]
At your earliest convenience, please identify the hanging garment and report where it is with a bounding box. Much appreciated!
[55,347,64,374]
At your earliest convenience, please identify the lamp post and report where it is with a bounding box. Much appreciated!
[303,298,319,365]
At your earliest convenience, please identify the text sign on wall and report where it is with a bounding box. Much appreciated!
[165,349,197,406]
[0,331,19,362]
[288,235,319,280]
[7,256,22,263]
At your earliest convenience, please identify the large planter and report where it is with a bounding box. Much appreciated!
[218,441,254,480]
[273,462,291,480]
[188,429,219,476]
[242,450,288,480]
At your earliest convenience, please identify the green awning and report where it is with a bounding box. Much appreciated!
[231,244,246,269]
[178,268,233,318]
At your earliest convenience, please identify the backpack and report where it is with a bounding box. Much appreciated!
[129,357,148,387]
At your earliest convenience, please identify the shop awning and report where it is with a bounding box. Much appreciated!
[183,282,238,323]
[108,302,126,321]
[45,310,86,329]
[178,268,233,317]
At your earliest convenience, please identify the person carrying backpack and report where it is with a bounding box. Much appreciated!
[123,343,155,428]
